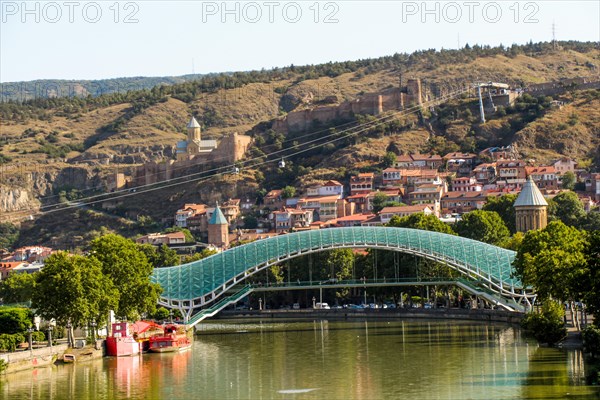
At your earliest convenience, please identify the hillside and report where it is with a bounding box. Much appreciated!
[0,74,215,102]
[1,41,600,246]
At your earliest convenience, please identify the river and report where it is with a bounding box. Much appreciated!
[1,319,598,399]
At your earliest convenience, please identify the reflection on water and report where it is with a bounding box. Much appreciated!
[1,320,598,399]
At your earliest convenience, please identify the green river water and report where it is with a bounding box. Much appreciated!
[1,319,598,399]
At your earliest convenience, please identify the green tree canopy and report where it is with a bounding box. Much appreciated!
[32,252,118,327]
[547,191,586,227]
[513,221,588,303]
[560,171,576,190]
[387,213,456,235]
[324,249,354,280]
[164,227,195,243]
[281,186,296,199]
[243,215,258,229]
[483,194,517,233]
[382,151,397,168]
[454,210,510,245]
[182,248,218,263]
[90,234,162,320]
[0,307,32,334]
[0,272,37,304]
[372,192,389,214]
[583,230,600,315]
[581,211,600,232]
[140,244,180,268]
[0,223,19,250]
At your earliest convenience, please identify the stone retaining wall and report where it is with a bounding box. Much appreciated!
[1,340,105,375]
[0,344,68,374]
[217,308,525,325]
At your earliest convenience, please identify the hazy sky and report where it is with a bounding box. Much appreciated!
[1,0,599,82]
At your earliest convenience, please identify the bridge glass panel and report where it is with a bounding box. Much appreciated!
[153,227,523,305]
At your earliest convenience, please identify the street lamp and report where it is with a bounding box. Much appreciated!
[169,309,173,324]
[27,326,34,354]
[47,325,53,349]
[90,320,97,343]
[258,298,263,311]
[66,321,72,347]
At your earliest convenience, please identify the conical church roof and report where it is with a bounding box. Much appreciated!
[514,176,548,207]
[187,116,201,129]
[209,204,228,225]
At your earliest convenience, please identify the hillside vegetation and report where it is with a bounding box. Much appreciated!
[1,41,600,246]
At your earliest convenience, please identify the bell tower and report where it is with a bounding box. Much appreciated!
[514,176,548,232]
[208,203,229,249]
[187,116,201,142]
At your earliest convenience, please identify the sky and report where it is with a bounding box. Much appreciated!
[1,0,599,82]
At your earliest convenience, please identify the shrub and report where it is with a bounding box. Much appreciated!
[31,331,45,342]
[0,333,26,352]
[521,300,567,345]
[0,308,33,334]
[583,325,600,358]
[153,307,170,321]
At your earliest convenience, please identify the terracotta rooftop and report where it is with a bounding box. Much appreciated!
[380,204,431,213]
[444,152,477,160]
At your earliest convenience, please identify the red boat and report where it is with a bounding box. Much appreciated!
[106,321,164,356]
[148,324,192,353]
[106,322,141,357]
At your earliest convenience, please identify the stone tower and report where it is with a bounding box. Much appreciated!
[208,203,229,248]
[187,116,201,142]
[186,116,201,154]
[514,176,548,232]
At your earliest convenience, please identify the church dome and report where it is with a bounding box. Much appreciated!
[514,176,548,207]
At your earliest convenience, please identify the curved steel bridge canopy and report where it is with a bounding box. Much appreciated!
[151,227,530,310]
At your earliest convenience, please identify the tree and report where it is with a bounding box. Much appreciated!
[140,244,180,268]
[513,221,588,329]
[454,210,510,245]
[372,192,389,214]
[182,248,218,263]
[382,151,397,168]
[90,234,162,320]
[281,186,296,199]
[243,215,258,229]
[501,232,524,251]
[152,306,170,321]
[0,307,32,334]
[483,194,518,233]
[32,252,118,328]
[0,272,36,304]
[561,171,576,190]
[324,249,354,301]
[583,230,600,316]
[324,249,354,281]
[0,223,19,250]
[387,213,456,235]
[164,227,195,243]
[547,191,586,227]
[581,212,600,232]
[521,300,567,345]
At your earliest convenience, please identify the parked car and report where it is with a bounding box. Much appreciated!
[292,303,300,310]
[315,302,330,309]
